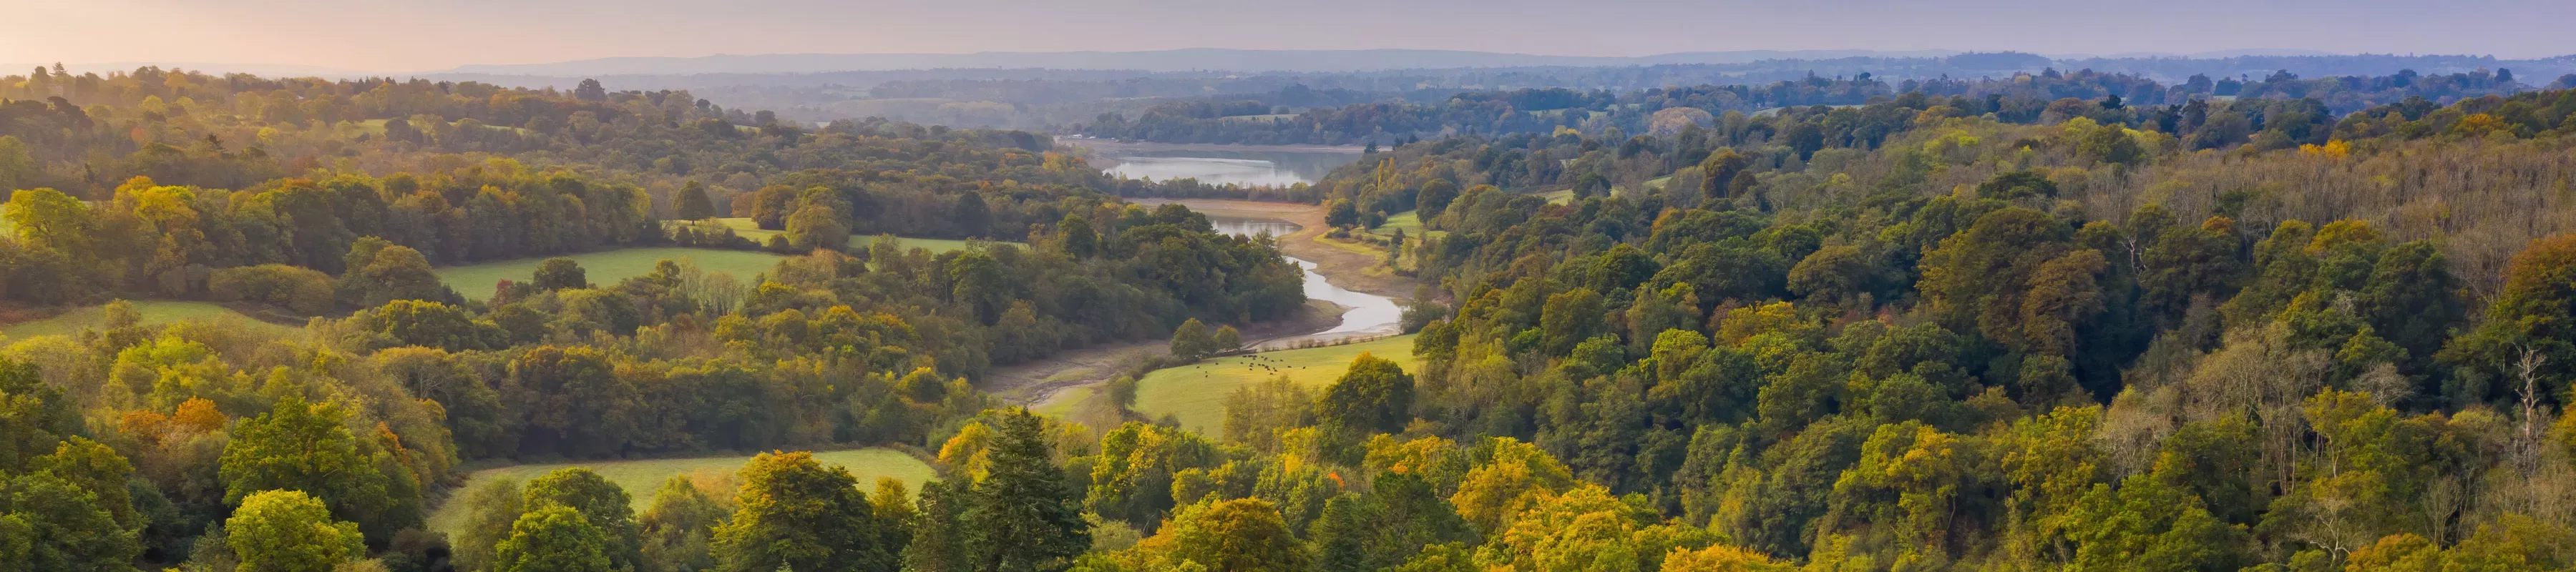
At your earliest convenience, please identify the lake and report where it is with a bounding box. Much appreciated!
[1066,140,1367,187]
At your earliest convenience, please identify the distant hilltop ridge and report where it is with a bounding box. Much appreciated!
[434,48,1981,76]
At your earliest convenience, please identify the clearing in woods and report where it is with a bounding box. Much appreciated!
[710,217,1007,252]
[426,448,934,535]
[1,301,298,341]
[1131,334,1419,434]
[433,247,786,301]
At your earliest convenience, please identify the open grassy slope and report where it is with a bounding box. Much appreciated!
[434,247,786,301]
[1133,334,1418,434]
[1,301,297,341]
[710,218,1007,252]
[427,448,933,535]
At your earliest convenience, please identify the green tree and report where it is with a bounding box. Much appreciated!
[1151,498,1309,571]
[711,451,892,572]
[3,187,97,257]
[0,356,78,471]
[367,252,454,305]
[640,476,728,572]
[0,135,35,191]
[494,505,615,572]
[1325,198,1360,228]
[1171,318,1218,361]
[227,490,364,572]
[534,257,588,291]
[574,79,609,102]
[1976,170,2059,201]
[218,396,403,539]
[1309,473,1469,572]
[964,409,1089,571]
[1213,325,1241,353]
[1059,214,1100,258]
[674,181,716,220]
[1317,352,1415,433]
[1786,245,1874,306]
[1699,149,1752,199]
[1417,178,1460,218]
[525,468,642,570]
[902,480,969,572]
[952,193,991,237]
[32,438,139,532]
[785,204,850,252]
[452,478,526,572]
[0,471,142,572]
[2443,234,2576,395]
[346,300,502,352]
[512,345,639,458]
[1538,288,1606,355]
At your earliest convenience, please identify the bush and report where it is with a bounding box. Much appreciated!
[209,264,337,315]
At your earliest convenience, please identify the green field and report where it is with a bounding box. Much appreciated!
[1133,334,1418,434]
[434,247,786,301]
[1366,210,1447,242]
[1370,210,1425,235]
[1,301,297,341]
[710,218,1005,253]
[428,448,935,535]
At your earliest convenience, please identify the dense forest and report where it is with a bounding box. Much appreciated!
[1262,82,2576,571]
[0,67,1305,572]
[1075,67,2567,145]
[13,60,2576,572]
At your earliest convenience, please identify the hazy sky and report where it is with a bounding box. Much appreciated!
[3,0,2569,72]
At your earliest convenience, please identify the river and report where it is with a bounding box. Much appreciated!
[1207,216,1405,349]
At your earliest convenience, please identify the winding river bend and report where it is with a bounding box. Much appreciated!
[1207,217,1404,349]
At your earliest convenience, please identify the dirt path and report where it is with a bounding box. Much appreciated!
[1134,199,1421,299]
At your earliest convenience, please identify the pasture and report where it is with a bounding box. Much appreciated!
[1,301,297,341]
[710,217,1003,252]
[427,448,934,535]
[1132,334,1418,434]
[434,247,785,300]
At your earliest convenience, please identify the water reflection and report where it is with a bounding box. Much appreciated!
[1069,141,1365,187]
[1206,217,1403,349]
[1206,217,1302,238]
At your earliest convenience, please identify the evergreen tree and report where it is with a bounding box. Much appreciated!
[901,480,968,572]
[962,409,1088,572]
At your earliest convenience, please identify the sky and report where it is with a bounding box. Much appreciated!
[2,0,2569,73]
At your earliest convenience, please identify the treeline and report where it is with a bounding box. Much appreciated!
[1075,67,2556,145]
[0,65,1131,225]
